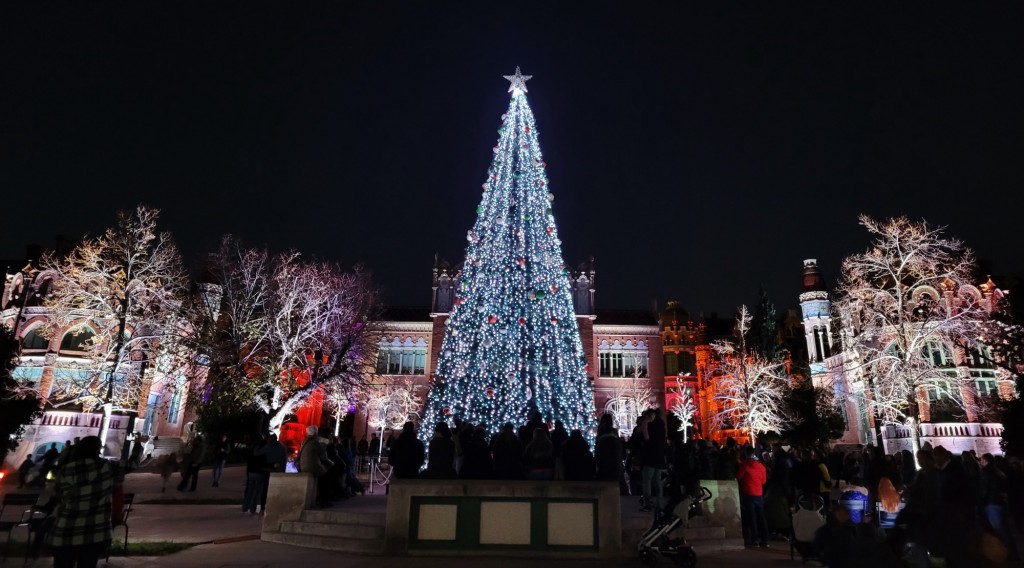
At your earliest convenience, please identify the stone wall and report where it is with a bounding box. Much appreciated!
[385,479,622,558]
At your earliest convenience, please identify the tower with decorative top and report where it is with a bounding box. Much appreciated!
[419,68,597,438]
[799,259,833,378]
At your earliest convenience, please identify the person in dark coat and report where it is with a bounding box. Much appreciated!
[594,413,623,483]
[491,422,524,479]
[552,419,569,476]
[716,437,739,481]
[641,408,667,512]
[518,412,547,448]
[562,430,595,481]
[423,422,457,479]
[460,427,494,479]
[389,422,425,479]
[524,427,555,480]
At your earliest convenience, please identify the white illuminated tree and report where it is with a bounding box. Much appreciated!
[710,306,791,445]
[607,374,654,434]
[190,237,379,434]
[670,390,696,441]
[363,378,422,442]
[322,382,356,437]
[834,215,991,450]
[42,205,188,447]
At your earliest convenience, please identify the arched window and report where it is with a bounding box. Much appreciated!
[21,326,49,351]
[59,326,96,354]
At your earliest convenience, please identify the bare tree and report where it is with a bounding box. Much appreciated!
[41,205,188,446]
[607,370,654,434]
[189,237,379,434]
[322,381,356,437]
[362,378,422,442]
[710,305,791,445]
[834,215,993,451]
[670,389,696,441]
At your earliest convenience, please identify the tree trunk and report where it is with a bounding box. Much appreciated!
[97,402,114,451]
[267,397,299,437]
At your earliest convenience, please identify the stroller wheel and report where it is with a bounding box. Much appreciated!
[639,548,658,567]
[672,547,696,568]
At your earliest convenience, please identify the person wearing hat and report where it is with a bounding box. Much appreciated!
[298,425,334,508]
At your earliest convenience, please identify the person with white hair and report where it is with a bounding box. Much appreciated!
[298,425,334,508]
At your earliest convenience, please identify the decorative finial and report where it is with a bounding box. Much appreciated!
[503,66,532,95]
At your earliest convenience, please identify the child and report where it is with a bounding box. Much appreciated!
[158,453,179,492]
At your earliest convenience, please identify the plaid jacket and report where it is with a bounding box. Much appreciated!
[50,457,120,547]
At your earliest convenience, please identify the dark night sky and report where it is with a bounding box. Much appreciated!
[3,3,1022,316]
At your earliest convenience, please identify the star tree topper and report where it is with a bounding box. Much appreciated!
[504,66,532,95]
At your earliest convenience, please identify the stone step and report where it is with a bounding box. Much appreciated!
[622,525,726,549]
[262,530,385,554]
[621,513,715,531]
[279,520,385,540]
[300,509,386,527]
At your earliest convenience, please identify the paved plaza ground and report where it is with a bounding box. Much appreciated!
[4,464,809,567]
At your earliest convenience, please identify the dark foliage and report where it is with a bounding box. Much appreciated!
[0,326,40,464]
[750,288,782,361]
[192,380,268,440]
[784,379,845,447]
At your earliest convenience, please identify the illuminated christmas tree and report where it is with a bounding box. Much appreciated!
[420,68,596,440]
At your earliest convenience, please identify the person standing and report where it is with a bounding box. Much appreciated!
[242,435,268,514]
[640,408,667,513]
[594,414,623,485]
[212,434,230,487]
[356,436,369,473]
[157,452,178,493]
[298,426,334,508]
[255,433,289,510]
[177,435,206,492]
[42,443,60,479]
[50,436,122,568]
[524,428,555,481]
[562,430,595,481]
[737,446,769,548]
[423,422,457,479]
[17,455,34,488]
[389,422,425,479]
[490,422,524,480]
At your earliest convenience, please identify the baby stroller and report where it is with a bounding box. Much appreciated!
[790,493,826,564]
[637,486,713,567]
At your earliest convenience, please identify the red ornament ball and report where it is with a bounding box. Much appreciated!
[443,407,452,416]
[488,315,498,324]
[546,226,554,234]
[485,385,495,397]
[524,126,531,133]
[518,316,527,325]
[550,284,558,293]
[455,297,464,306]
[550,317,559,325]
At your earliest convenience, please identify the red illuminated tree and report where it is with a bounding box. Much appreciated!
[190,237,379,434]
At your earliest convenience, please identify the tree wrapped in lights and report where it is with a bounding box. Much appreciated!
[670,390,696,441]
[420,68,596,439]
[834,215,994,450]
[42,205,188,447]
[608,375,654,434]
[711,306,791,445]
[364,379,422,442]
